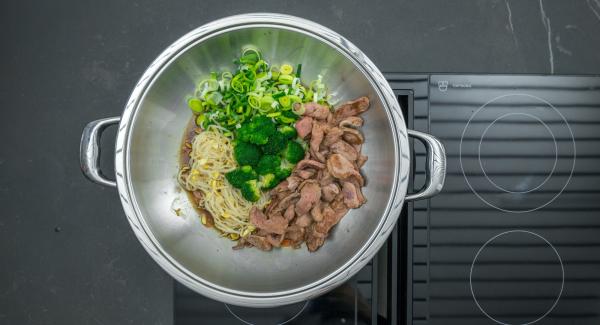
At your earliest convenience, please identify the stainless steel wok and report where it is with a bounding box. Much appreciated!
[80,13,446,307]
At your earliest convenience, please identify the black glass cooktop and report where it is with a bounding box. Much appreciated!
[390,74,600,325]
[175,258,384,325]
[174,75,600,325]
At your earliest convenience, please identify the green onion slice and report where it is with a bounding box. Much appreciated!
[206,92,222,106]
[278,74,294,84]
[188,98,203,113]
[280,64,293,75]
[278,95,291,108]
[277,115,296,124]
[248,94,261,108]
[270,65,280,80]
[231,75,245,93]
[195,114,206,127]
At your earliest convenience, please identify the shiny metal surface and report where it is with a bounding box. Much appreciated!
[81,13,445,307]
[80,116,120,187]
[405,129,446,201]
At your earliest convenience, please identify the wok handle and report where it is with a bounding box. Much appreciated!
[80,117,121,187]
[405,129,446,201]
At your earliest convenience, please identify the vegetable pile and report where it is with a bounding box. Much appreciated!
[187,48,331,202]
[225,115,305,202]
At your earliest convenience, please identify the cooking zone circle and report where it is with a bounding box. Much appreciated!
[469,230,564,325]
[459,93,576,213]
[478,112,558,194]
[225,300,309,325]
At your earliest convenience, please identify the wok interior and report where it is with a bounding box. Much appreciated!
[127,26,397,294]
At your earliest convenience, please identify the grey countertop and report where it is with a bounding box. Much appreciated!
[1,1,599,324]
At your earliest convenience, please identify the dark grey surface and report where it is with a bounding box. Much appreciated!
[408,75,600,325]
[1,0,599,324]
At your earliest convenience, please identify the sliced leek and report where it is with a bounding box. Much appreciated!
[187,48,331,132]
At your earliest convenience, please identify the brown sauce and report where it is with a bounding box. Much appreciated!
[179,116,214,228]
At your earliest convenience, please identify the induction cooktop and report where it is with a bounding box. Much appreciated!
[174,74,600,325]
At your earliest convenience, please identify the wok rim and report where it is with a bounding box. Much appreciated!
[113,13,410,307]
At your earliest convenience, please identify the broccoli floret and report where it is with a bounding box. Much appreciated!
[279,125,297,139]
[283,141,305,164]
[275,167,292,181]
[274,159,296,181]
[261,132,288,155]
[236,116,276,145]
[256,155,282,175]
[240,179,261,202]
[281,110,300,121]
[259,173,279,190]
[233,141,261,166]
[225,165,257,188]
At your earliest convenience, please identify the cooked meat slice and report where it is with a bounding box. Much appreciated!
[182,147,192,160]
[357,155,368,168]
[285,225,305,243]
[245,235,273,251]
[313,203,348,236]
[305,204,349,252]
[190,195,203,212]
[326,112,334,125]
[310,203,323,222]
[301,102,331,120]
[322,127,343,147]
[271,180,290,195]
[201,213,215,228]
[265,196,281,215]
[318,169,335,187]
[348,177,366,204]
[330,140,358,161]
[341,127,364,145]
[327,154,364,185]
[267,189,297,215]
[298,179,319,192]
[321,183,340,202]
[338,116,364,129]
[297,169,316,179]
[266,233,284,248]
[232,239,248,250]
[321,206,335,220]
[306,235,325,252]
[274,193,300,214]
[342,181,362,208]
[284,204,296,221]
[332,194,352,214]
[286,176,302,191]
[250,207,289,235]
[265,198,278,215]
[310,122,326,162]
[296,159,326,170]
[297,179,318,191]
[255,228,270,236]
[295,214,313,227]
[331,192,348,211]
[333,96,370,123]
[295,182,322,216]
[305,194,348,252]
[295,116,313,139]
[192,190,203,200]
